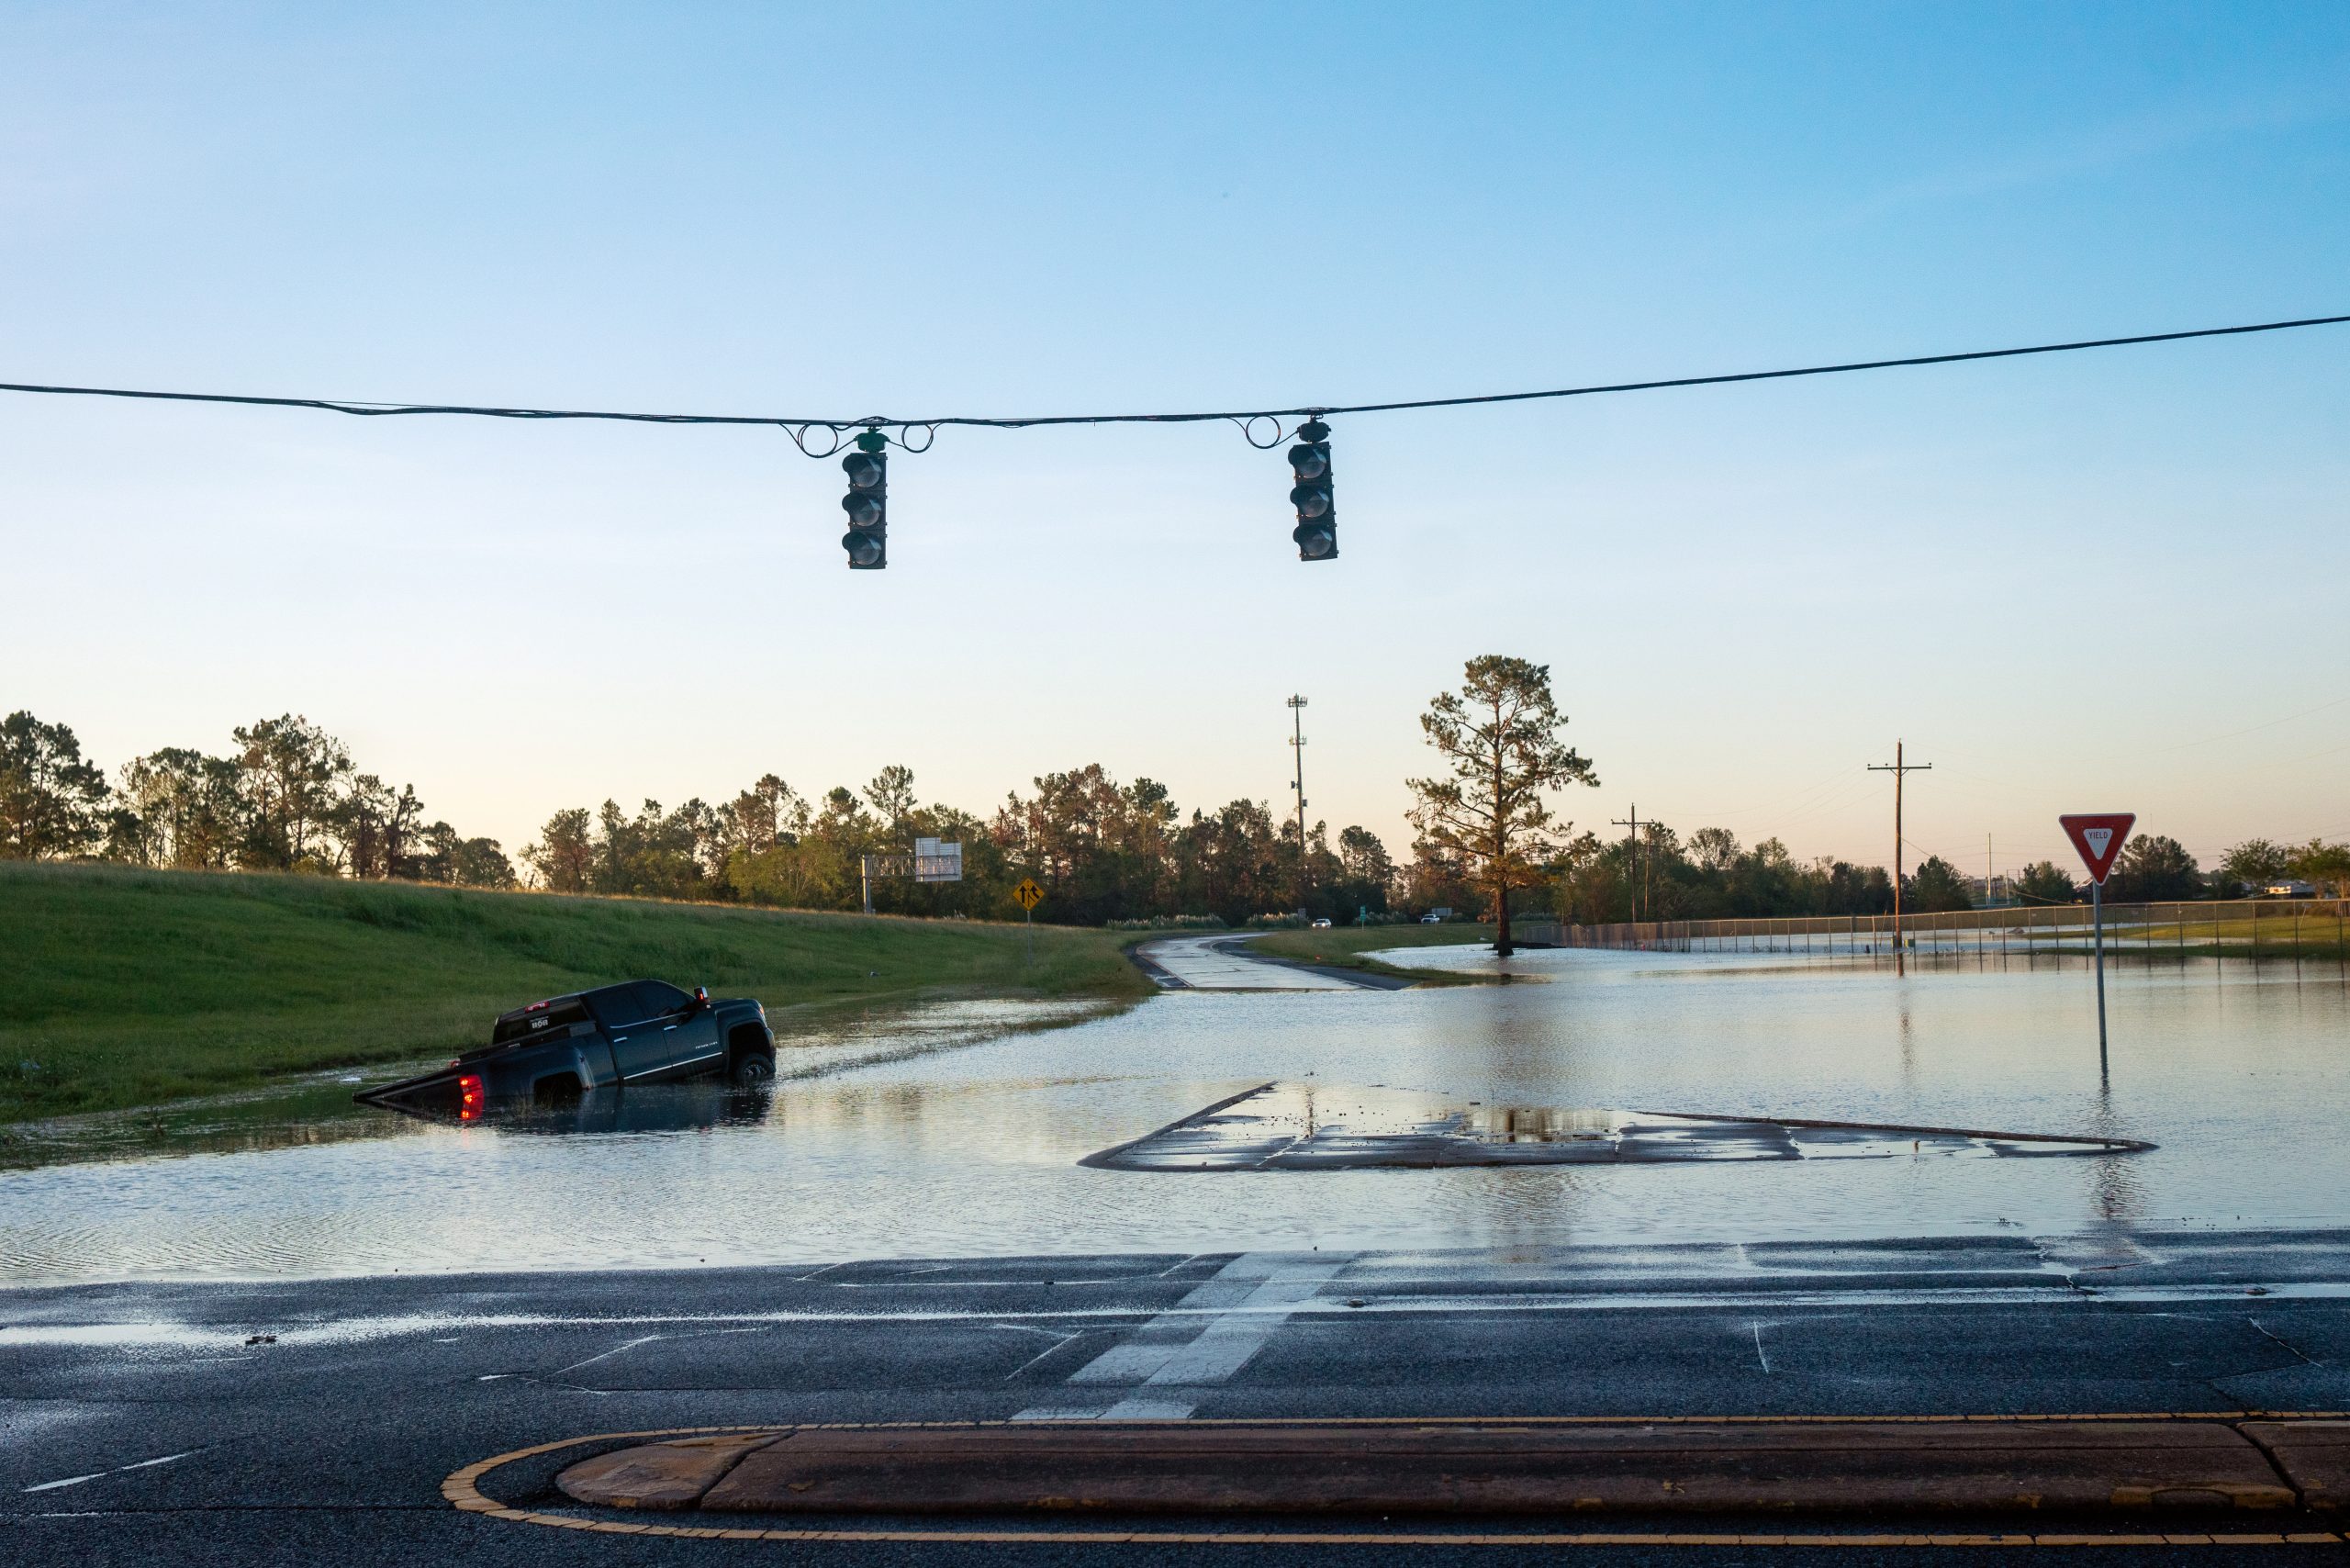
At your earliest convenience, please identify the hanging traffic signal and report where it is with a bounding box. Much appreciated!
[1288,419,1336,561]
[840,431,889,569]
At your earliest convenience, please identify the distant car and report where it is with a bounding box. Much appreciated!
[1310,917,1332,928]
[1419,913,1442,924]
[356,980,775,1120]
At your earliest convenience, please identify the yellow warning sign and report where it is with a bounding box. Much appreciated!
[1011,879,1045,912]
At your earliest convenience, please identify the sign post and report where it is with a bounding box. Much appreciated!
[2059,812,2136,1064]
[1012,878,1045,966]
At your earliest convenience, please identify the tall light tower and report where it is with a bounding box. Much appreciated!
[1287,695,1309,906]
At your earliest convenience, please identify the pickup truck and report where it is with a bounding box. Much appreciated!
[355,979,776,1120]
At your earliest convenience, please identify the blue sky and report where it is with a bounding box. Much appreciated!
[3,3,2345,877]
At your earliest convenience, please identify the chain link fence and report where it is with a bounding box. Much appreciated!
[1522,900,2350,964]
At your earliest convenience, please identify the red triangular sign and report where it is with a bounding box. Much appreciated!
[2059,812,2136,885]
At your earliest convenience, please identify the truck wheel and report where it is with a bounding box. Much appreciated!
[729,1052,775,1087]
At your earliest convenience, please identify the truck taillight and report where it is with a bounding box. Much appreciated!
[458,1074,485,1121]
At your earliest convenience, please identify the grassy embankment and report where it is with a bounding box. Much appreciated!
[0,861,1152,1126]
[1242,923,1498,984]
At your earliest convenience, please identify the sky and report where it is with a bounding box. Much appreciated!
[3,2,2346,881]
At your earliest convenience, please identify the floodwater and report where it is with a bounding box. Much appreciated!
[1081,1081,2149,1170]
[3,947,2346,1284]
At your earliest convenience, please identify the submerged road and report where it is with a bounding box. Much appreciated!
[1136,934,1396,991]
[6,1228,2348,1563]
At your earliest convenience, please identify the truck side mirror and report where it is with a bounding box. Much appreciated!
[694,986,711,1010]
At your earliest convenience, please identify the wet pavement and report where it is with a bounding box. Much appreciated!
[1,945,2346,1283]
[6,1233,2350,1564]
[1137,933,1373,990]
[1082,1081,2152,1170]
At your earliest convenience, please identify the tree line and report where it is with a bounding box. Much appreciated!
[518,760,1404,925]
[6,696,2343,929]
[1543,826,2350,925]
[1388,657,2349,936]
[1,711,513,886]
[0,711,1402,925]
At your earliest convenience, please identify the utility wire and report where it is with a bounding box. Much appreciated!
[0,312,2342,438]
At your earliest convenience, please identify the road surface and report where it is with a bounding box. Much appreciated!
[1136,934,1393,991]
[6,1228,2346,1563]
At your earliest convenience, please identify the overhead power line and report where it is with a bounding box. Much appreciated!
[0,311,2342,446]
[10,309,2342,572]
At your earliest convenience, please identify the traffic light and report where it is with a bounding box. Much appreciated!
[1288,419,1336,561]
[840,431,888,569]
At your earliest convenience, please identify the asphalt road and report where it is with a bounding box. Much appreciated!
[6,1228,2348,1564]
[1135,935,1382,990]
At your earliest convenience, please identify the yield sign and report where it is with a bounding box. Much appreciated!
[2060,813,2136,885]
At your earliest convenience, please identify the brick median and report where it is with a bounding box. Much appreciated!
[544,1417,2350,1518]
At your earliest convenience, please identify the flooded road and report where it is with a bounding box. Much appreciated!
[4,946,2346,1283]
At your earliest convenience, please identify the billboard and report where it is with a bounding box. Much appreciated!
[913,838,964,883]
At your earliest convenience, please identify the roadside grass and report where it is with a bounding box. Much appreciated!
[1242,923,1499,984]
[0,861,1152,1125]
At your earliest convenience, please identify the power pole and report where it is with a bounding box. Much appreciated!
[1287,694,1309,911]
[1867,742,1931,975]
[1610,805,1649,923]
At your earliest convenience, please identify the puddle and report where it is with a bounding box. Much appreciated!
[1084,1081,2151,1170]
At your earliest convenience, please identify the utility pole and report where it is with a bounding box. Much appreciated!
[1610,805,1649,924]
[1287,695,1309,911]
[1868,742,1931,975]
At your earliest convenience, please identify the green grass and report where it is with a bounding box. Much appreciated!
[0,861,1153,1125]
[1242,923,1498,984]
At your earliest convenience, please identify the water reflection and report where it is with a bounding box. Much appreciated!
[1085,1081,2149,1170]
[2,951,2345,1283]
[373,1081,775,1138]
[3,995,1114,1173]
[0,1072,418,1171]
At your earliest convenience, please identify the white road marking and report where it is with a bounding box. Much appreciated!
[1015,1252,1348,1420]
[8,1249,2344,1355]
[494,1327,773,1393]
[1001,1327,1085,1380]
[549,1333,668,1377]
[1098,1398,1197,1419]
[23,1448,200,1493]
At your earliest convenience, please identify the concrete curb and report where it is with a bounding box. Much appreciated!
[547,1417,2350,1520]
